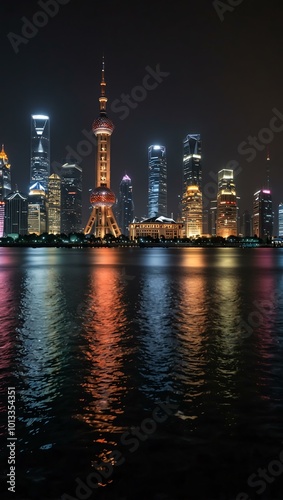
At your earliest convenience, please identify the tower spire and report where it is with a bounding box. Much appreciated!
[99,55,107,113]
[266,146,270,189]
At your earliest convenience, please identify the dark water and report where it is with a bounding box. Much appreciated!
[1,247,283,500]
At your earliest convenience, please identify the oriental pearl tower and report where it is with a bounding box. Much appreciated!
[84,58,121,238]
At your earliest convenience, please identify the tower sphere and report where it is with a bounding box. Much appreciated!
[92,116,114,136]
[90,186,116,207]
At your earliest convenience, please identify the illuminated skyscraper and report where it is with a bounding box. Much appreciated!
[216,169,237,238]
[0,201,5,237]
[182,134,202,231]
[117,174,134,235]
[4,191,28,236]
[148,145,167,218]
[61,161,82,234]
[183,134,202,192]
[30,115,50,191]
[279,203,283,237]
[182,185,203,237]
[28,182,47,235]
[84,59,121,238]
[48,174,61,234]
[253,189,273,239]
[0,145,12,200]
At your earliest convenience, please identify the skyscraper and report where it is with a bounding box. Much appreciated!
[4,191,28,236]
[0,145,12,200]
[0,201,5,238]
[30,115,50,191]
[61,161,82,234]
[253,189,273,240]
[182,185,203,237]
[117,174,134,236]
[216,169,237,238]
[279,203,283,237]
[148,145,167,218]
[84,59,121,238]
[183,134,202,193]
[28,182,47,235]
[48,174,61,234]
[182,134,202,233]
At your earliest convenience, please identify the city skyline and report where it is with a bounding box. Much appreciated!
[1,1,283,227]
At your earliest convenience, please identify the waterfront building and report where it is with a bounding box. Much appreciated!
[0,145,12,200]
[117,174,134,235]
[182,185,203,237]
[4,191,28,236]
[253,189,274,239]
[48,174,61,234]
[28,182,47,235]
[216,169,237,238]
[129,216,183,240]
[148,145,167,218]
[60,161,82,234]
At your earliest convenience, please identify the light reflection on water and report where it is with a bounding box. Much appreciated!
[1,247,283,499]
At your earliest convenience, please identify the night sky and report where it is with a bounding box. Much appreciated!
[1,0,283,229]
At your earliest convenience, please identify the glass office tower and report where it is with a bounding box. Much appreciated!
[117,174,134,235]
[30,115,50,191]
[148,145,167,218]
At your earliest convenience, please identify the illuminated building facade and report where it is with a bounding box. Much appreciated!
[279,203,283,237]
[0,201,5,237]
[216,169,237,238]
[84,60,121,238]
[61,161,82,234]
[183,134,202,191]
[182,134,202,232]
[30,115,50,191]
[253,189,273,239]
[182,185,203,237]
[117,174,134,235]
[0,145,12,200]
[4,191,28,236]
[148,145,167,218]
[48,174,61,234]
[28,182,47,235]
[129,216,183,240]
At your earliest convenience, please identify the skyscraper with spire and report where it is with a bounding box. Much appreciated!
[30,115,50,191]
[252,149,274,240]
[0,145,12,200]
[84,58,121,238]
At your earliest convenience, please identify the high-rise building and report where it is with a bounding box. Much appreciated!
[0,201,5,238]
[182,185,203,237]
[210,200,217,236]
[30,115,50,191]
[28,182,47,235]
[60,161,82,234]
[183,134,202,192]
[253,189,273,240]
[182,134,202,231]
[0,145,12,200]
[240,210,251,237]
[148,145,167,218]
[48,174,61,234]
[4,191,28,236]
[279,203,283,237]
[117,174,134,235]
[216,169,237,238]
[84,59,121,238]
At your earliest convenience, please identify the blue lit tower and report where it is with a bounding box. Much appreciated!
[30,115,50,191]
[84,59,121,237]
[148,145,167,217]
[117,174,134,235]
[183,134,202,193]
